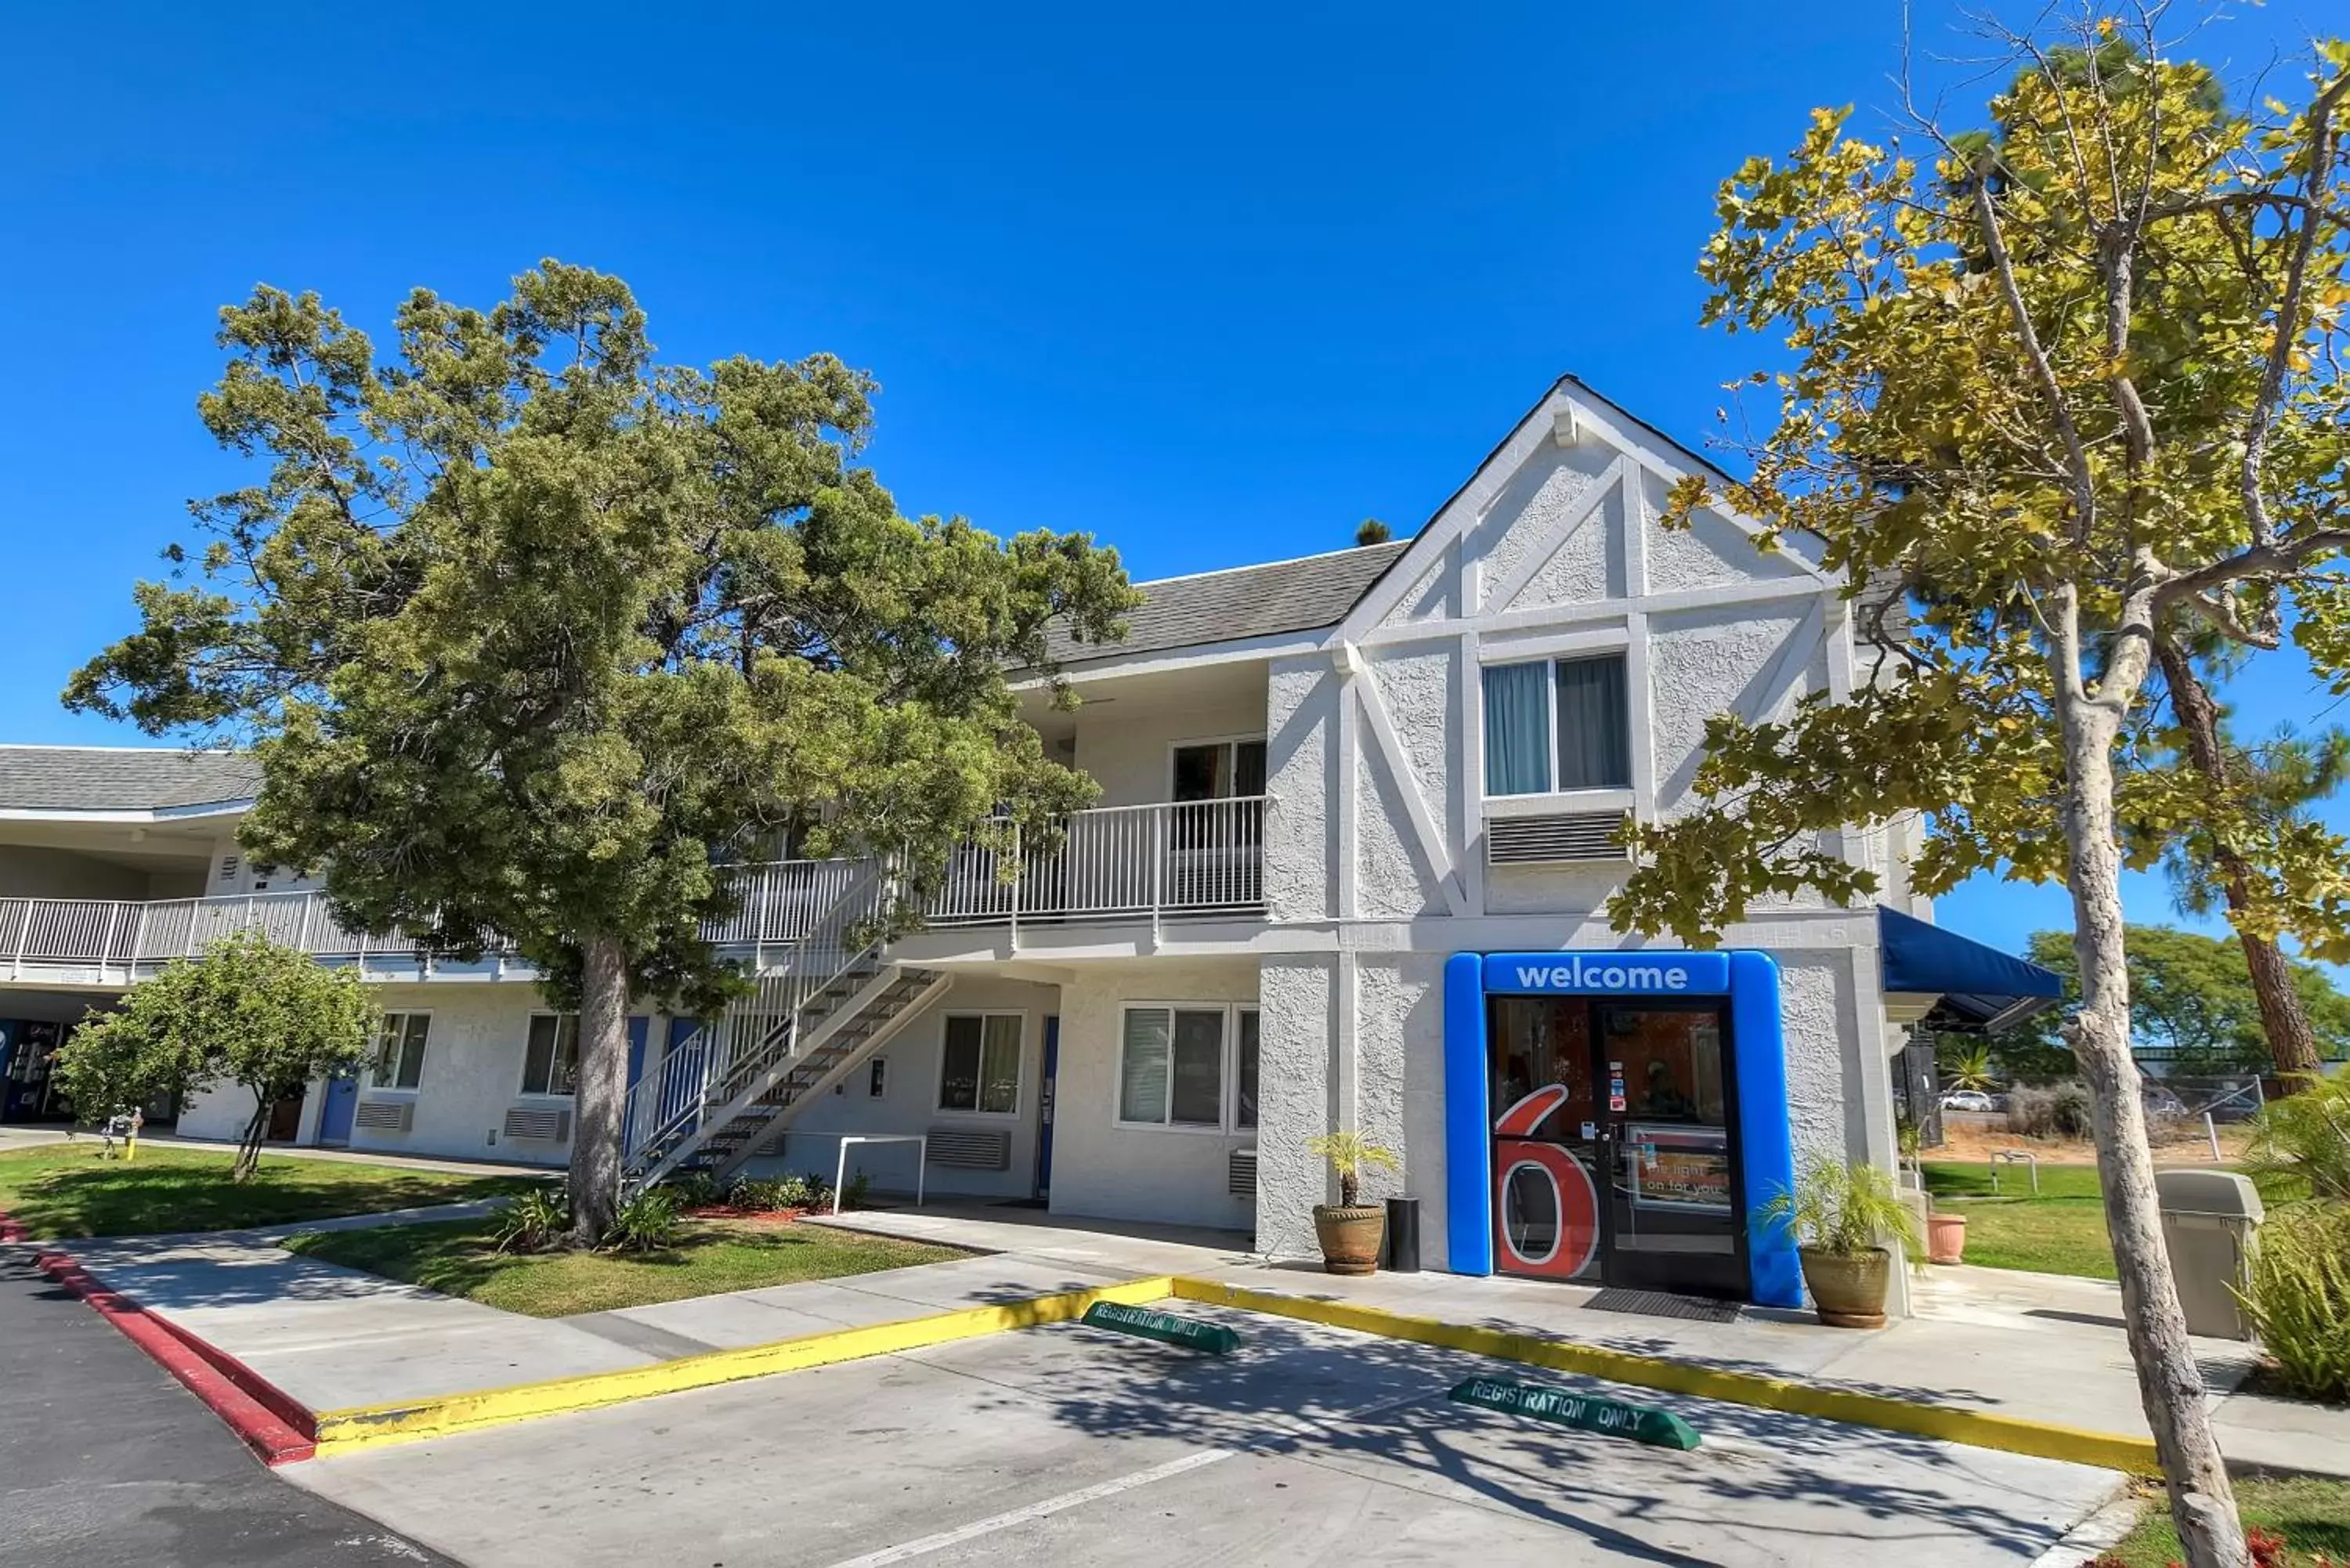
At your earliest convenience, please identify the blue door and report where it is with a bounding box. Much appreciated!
[627,1017,650,1090]
[317,1075,360,1144]
[1035,1017,1059,1199]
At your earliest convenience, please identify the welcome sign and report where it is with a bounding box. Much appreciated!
[1481,951,1732,996]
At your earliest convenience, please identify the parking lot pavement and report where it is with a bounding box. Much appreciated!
[0,1248,450,1568]
[284,1300,2122,1567]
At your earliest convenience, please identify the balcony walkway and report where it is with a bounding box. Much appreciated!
[0,797,1268,987]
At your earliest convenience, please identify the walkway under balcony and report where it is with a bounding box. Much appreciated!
[0,798,1270,987]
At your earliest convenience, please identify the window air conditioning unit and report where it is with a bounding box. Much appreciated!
[1228,1147,1259,1198]
[925,1128,1012,1170]
[1486,811,1632,868]
[353,1097,414,1133]
[502,1106,573,1142]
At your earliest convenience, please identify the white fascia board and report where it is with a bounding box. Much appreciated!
[0,800,254,825]
[1010,631,1321,690]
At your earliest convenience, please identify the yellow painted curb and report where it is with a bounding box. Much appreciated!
[311,1274,1177,1457]
[1169,1277,2161,1476]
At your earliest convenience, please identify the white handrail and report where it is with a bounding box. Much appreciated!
[0,797,1270,979]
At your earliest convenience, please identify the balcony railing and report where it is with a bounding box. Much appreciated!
[924,796,1266,927]
[0,798,1268,981]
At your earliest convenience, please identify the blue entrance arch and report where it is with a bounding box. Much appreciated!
[1443,949,1802,1308]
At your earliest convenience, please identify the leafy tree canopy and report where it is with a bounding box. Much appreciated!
[64,260,1140,1231]
[55,932,375,1180]
[2019,923,2350,1073]
[1608,34,2350,957]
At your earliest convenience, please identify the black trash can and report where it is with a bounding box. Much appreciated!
[1383,1196,1422,1274]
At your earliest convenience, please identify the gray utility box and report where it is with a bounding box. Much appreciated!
[2153,1169,2265,1342]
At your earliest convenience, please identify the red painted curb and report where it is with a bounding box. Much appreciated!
[34,1249,317,1465]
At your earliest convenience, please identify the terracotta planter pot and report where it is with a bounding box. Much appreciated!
[1926,1211,1969,1266]
[1313,1205,1386,1276]
[1799,1245,1892,1328]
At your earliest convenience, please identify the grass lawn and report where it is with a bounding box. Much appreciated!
[2103,1477,2350,1566]
[1922,1160,2117,1279]
[283,1216,971,1317]
[0,1142,546,1240]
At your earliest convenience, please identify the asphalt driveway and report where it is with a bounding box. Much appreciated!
[285,1298,2122,1566]
[0,1247,453,1568]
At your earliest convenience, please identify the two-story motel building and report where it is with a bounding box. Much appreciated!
[0,378,2055,1310]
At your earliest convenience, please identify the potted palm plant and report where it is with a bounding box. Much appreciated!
[1306,1131,1401,1275]
[1759,1151,1923,1328]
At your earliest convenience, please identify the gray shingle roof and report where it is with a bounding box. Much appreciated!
[1047,540,1412,666]
[0,747,262,812]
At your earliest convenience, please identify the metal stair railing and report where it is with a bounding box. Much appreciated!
[620,863,891,1183]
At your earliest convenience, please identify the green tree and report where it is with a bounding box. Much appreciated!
[2142,649,2350,1078]
[65,262,1137,1241]
[55,932,375,1181]
[1607,18,2350,1563]
[2021,925,2350,1073]
[1354,518,1393,546]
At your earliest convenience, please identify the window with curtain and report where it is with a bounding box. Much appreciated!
[1481,652,1631,795]
[372,1013,431,1089]
[938,1013,1022,1115]
[520,1014,580,1096]
[1119,1005,1242,1128]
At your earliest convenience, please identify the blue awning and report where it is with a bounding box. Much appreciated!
[1878,906,2064,1031]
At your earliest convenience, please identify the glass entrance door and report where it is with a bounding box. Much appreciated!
[1488,994,1747,1298]
[1594,1001,1746,1298]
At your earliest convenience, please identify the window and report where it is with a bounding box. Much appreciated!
[521,1013,581,1097]
[1119,1004,1259,1131]
[1172,739,1267,802]
[1482,652,1631,796]
[938,1014,1021,1115]
[372,1013,431,1089]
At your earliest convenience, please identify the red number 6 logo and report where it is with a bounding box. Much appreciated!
[1492,1085,1599,1280]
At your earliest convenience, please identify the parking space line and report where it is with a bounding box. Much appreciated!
[818,1449,1235,1568]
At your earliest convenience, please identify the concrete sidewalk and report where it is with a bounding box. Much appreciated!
[819,1204,2344,1481]
[29,1194,2341,1480]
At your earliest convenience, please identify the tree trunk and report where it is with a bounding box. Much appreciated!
[2156,640,2323,1078]
[2057,681,2247,1568]
[567,934,631,1245]
[234,1092,270,1183]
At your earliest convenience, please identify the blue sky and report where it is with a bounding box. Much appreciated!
[2,2,2343,962]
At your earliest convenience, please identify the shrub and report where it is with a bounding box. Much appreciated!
[2007,1082,2095,1139]
[2243,1074,2350,1204]
[602,1187,685,1254]
[725,1172,833,1212]
[1758,1151,1922,1260]
[842,1172,871,1211]
[493,1189,569,1254]
[2238,1201,2350,1404]
[668,1172,723,1208]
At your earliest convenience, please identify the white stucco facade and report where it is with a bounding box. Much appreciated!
[0,378,1947,1311]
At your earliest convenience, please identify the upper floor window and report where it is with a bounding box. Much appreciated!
[1173,739,1267,801]
[1482,653,1631,796]
[372,1012,431,1089]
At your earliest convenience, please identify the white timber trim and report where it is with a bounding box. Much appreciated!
[1354,663,1470,916]
[1358,576,1824,650]
[1475,625,1632,666]
[1456,629,1485,914]
[1477,457,1625,615]
[1335,667,1361,922]
[1334,390,1571,640]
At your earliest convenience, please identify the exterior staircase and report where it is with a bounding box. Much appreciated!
[619,865,953,1192]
